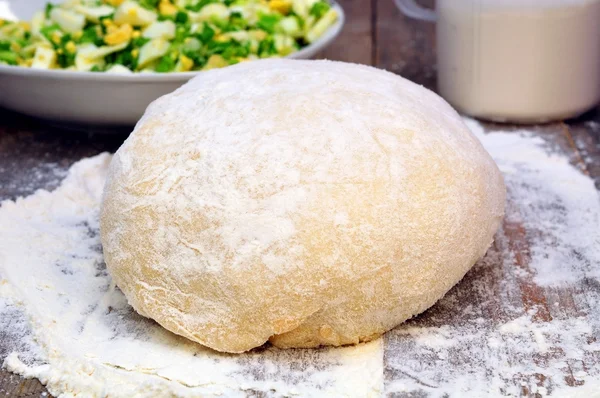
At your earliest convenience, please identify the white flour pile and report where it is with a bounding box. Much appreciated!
[1,118,599,397]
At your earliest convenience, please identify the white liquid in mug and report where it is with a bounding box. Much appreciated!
[437,0,600,123]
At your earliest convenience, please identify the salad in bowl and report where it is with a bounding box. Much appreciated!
[0,0,339,73]
[0,0,343,125]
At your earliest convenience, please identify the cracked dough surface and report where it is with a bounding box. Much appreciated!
[100,59,505,353]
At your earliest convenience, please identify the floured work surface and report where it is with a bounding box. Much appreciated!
[0,117,599,397]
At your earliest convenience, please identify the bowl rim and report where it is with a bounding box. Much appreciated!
[0,1,345,82]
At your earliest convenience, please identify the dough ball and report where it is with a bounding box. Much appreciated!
[100,59,505,353]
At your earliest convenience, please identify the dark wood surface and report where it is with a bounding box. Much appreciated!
[1,1,599,396]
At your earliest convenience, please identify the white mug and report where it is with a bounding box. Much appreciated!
[395,0,600,123]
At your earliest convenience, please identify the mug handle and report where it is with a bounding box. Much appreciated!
[393,0,437,22]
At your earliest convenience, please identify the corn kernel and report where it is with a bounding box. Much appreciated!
[73,31,83,40]
[65,41,76,53]
[102,19,114,27]
[0,19,5,27]
[127,8,138,17]
[24,58,33,67]
[203,54,228,70]
[105,0,125,6]
[51,32,62,45]
[57,48,64,55]
[106,25,118,34]
[131,48,139,58]
[159,0,178,16]
[10,42,21,52]
[171,50,179,60]
[131,30,141,39]
[18,21,31,31]
[178,55,193,72]
[104,23,133,45]
[269,0,292,14]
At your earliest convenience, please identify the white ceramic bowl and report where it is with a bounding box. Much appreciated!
[0,0,344,126]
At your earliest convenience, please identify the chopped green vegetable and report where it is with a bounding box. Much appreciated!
[155,54,176,72]
[106,45,138,70]
[195,22,214,43]
[80,25,104,46]
[227,11,248,31]
[139,0,161,10]
[174,24,188,42]
[186,0,218,12]
[132,36,151,47]
[309,1,330,19]
[174,11,188,23]
[57,50,76,68]
[258,36,276,57]
[0,51,18,65]
[256,13,281,34]
[44,3,55,18]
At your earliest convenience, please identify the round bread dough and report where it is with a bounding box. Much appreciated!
[100,59,505,353]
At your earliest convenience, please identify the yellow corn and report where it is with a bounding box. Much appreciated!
[159,0,178,16]
[0,19,5,27]
[269,0,291,14]
[10,42,21,52]
[73,31,83,40]
[105,0,125,6]
[18,21,31,31]
[51,31,62,45]
[23,58,33,67]
[127,8,138,18]
[65,41,77,53]
[57,48,64,55]
[131,30,141,39]
[203,54,228,70]
[104,23,133,45]
[214,34,229,42]
[178,55,193,72]
[131,48,139,58]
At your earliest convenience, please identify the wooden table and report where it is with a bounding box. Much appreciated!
[1,1,599,396]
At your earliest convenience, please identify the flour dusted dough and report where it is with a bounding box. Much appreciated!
[100,59,505,353]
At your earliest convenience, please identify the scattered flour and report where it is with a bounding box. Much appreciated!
[465,118,600,286]
[0,118,599,397]
[0,160,68,200]
[386,312,598,397]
